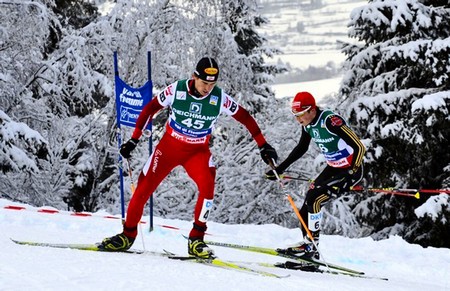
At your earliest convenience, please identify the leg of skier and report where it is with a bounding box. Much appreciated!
[184,146,216,259]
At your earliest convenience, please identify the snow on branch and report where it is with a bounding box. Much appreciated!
[411,91,450,114]
[349,0,432,38]
[415,194,450,222]
[0,110,47,173]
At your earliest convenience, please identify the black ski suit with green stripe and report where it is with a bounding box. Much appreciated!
[276,108,365,238]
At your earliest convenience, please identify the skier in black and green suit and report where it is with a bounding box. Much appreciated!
[266,91,365,262]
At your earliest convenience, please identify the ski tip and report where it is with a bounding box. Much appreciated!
[163,249,176,256]
[10,238,26,245]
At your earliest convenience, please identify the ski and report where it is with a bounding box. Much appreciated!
[239,261,388,280]
[203,239,364,275]
[10,238,163,256]
[11,238,287,278]
[163,250,288,278]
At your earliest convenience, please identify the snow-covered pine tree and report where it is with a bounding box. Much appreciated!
[0,1,63,205]
[0,0,115,210]
[0,2,52,190]
[339,0,450,247]
[0,110,48,174]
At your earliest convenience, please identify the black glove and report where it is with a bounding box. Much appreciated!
[265,168,284,181]
[259,143,278,165]
[120,138,139,159]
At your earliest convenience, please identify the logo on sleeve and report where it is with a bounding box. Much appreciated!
[330,116,343,127]
[230,102,238,113]
[164,84,174,96]
[224,96,238,113]
[158,91,166,102]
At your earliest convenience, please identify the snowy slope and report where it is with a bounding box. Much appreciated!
[1,198,449,291]
[260,0,367,99]
[259,0,366,65]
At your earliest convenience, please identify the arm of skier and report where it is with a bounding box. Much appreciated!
[119,98,164,159]
[276,129,311,173]
[232,106,266,147]
[131,98,164,140]
[232,106,278,164]
[326,115,365,171]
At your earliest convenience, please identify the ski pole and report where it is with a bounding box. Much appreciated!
[352,185,449,195]
[267,159,323,261]
[378,191,420,199]
[263,174,311,182]
[126,159,136,194]
[280,174,311,182]
[398,188,450,194]
[351,186,420,199]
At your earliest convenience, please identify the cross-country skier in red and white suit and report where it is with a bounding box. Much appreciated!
[100,57,278,258]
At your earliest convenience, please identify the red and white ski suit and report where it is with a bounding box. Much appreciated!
[122,79,267,239]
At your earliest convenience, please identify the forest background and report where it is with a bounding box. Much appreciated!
[1,0,449,248]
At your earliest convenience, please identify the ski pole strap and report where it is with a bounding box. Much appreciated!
[267,158,280,179]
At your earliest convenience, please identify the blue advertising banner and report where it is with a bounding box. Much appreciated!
[114,51,153,228]
[115,76,152,128]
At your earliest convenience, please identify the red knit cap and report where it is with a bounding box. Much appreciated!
[291,92,316,115]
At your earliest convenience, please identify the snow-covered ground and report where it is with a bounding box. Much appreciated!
[1,198,449,291]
